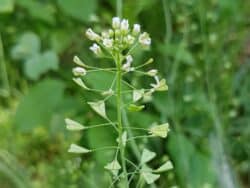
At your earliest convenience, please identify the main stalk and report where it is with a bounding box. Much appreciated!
[116,53,129,188]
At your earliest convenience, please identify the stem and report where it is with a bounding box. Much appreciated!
[0,34,10,97]
[116,0,123,18]
[116,53,129,187]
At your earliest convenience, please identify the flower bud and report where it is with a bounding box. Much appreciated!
[147,69,158,77]
[86,28,100,41]
[126,35,135,45]
[133,24,141,35]
[73,56,86,67]
[122,55,133,72]
[126,55,133,64]
[108,29,114,37]
[112,17,120,29]
[101,31,109,38]
[89,43,101,55]
[120,19,129,33]
[103,38,113,48]
[139,32,151,47]
[72,67,87,76]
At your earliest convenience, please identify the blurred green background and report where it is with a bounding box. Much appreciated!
[0,0,249,187]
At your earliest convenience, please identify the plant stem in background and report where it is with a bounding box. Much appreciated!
[116,0,123,18]
[0,34,10,97]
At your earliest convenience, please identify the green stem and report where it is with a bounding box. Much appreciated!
[0,34,10,97]
[116,53,129,188]
[116,0,123,17]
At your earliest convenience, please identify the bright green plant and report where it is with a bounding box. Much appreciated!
[65,17,173,187]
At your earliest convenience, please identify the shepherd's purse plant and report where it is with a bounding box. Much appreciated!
[65,17,173,188]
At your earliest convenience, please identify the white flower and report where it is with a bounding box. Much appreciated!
[147,69,158,77]
[86,28,100,41]
[122,55,133,72]
[103,38,113,48]
[112,17,120,29]
[150,76,168,91]
[133,24,141,35]
[126,55,133,64]
[122,62,132,72]
[89,43,101,55]
[72,67,87,76]
[101,31,109,38]
[120,19,129,32]
[126,35,135,45]
[139,32,151,47]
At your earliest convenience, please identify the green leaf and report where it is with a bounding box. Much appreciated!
[104,159,121,176]
[168,133,216,187]
[68,144,91,154]
[154,161,173,173]
[133,89,144,102]
[15,79,65,132]
[17,0,55,24]
[11,32,40,60]
[24,51,59,80]
[0,0,14,13]
[128,104,145,112]
[65,118,85,131]
[87,100,107,119]
[141,148,156,164]
[149,123,170,138]
[57,0,97,22]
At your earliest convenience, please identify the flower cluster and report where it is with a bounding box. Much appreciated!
[86,17,151,57]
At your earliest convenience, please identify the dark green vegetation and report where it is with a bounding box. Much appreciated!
[0,0,249,187]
